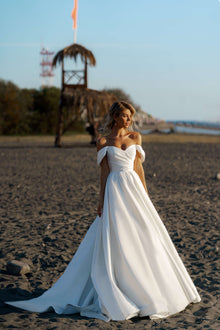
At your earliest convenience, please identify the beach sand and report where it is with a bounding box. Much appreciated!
[0,138,219,329]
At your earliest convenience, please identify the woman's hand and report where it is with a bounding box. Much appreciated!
[97,202,103,217]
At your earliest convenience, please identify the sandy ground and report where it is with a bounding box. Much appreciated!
[0,139,219,329]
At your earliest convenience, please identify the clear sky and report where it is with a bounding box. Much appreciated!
[1,0,220,121]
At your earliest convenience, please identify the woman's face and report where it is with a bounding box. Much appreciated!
[115,109,132,129]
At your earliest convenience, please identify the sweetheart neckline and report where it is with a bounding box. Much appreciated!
[98,144,138,153]
[108,144,136,151]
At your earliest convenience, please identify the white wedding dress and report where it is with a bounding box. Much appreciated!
[6,144,201,321]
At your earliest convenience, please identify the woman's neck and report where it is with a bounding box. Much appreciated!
[110,127,128,138]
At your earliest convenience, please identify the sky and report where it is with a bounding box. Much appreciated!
[1,0,220,121]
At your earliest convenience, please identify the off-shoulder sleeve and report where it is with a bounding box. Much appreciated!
[136,145,145,163]
[97,147,108,166]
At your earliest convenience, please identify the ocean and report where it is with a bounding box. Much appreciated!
[142,121,220,135]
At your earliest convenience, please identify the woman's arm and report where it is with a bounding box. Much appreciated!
[97,138,110,217]
[133,133,148,195]
[134,154,148,195]
[98,156,110,216]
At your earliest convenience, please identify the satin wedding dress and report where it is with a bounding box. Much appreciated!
[6,144,201,321]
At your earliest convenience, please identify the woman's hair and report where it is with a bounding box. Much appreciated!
[104,101,136,132]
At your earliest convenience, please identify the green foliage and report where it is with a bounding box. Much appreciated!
[0,79,61,135]
[30,86,60,134]
[0,80,28,134]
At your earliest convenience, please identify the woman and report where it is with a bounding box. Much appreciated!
[5,101,201,322]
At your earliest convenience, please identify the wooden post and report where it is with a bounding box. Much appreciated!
[85,60,88,88]
[55,59,64,147]
[55,94,64,147]
[61,59,64,87]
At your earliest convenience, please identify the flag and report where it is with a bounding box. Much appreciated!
[71,0,78,30]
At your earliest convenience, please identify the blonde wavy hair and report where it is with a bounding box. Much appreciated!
[101,101,136,133]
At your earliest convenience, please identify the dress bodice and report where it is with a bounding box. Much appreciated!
[97,144,145,172]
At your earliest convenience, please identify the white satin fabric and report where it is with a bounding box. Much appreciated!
[6,144,201,321]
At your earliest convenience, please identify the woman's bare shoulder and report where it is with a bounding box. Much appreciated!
[96,136,108,151]
[128,131,142,144]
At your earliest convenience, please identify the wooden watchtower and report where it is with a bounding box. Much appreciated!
[52,43,115,147]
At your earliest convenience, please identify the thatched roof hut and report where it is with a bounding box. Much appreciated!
[53,43,116,146]
[52,43,96,67]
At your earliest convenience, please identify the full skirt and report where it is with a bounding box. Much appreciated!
[6,170,201,321]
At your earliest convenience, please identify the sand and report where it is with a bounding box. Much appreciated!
[0,139,219,329]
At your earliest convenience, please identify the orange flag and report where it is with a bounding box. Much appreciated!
[71,0,78,30]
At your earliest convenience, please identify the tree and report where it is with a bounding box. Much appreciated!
[0,80,32,134]
[30,86,60,134]
[0,80,61,135]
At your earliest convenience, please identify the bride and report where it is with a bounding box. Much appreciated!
[5,101,201,322]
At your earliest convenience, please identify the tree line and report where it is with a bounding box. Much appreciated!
[0,79,61,135]
[0,79,140,135]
